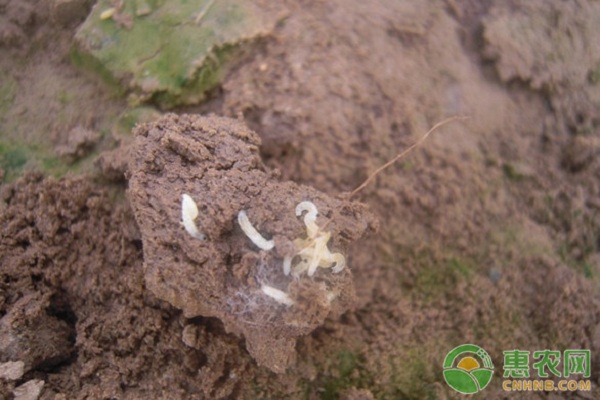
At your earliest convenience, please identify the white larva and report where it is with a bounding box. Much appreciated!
[283,255,292,276]
[330,253,346,273]
[295,201,319,238]
[238,210,275,251]
[181,194,206,240]
[307,235,329,276]
[99,7,116,20]
[261,285,294,306]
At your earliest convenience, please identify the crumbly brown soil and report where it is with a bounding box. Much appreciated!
[127,113,376,373]
[1,0,600,399]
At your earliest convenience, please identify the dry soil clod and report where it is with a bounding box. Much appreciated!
[127,114,377,373]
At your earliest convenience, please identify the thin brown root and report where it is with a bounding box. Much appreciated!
[349,115,469,198]
[318,115,468,233]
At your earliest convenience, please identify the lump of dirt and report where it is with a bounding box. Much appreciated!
[0,293,74,373]
[483,1,600,91]
[482,1,600,133]
[13,379,44,400]
[127,114,377,372]
[0,0,46,48]
[55,126,100,164]
[0,361,25,380]
[50,0,91,27]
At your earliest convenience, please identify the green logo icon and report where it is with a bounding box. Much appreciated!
[443,344,494,394]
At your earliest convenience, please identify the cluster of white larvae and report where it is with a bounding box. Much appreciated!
[181,195,345,307]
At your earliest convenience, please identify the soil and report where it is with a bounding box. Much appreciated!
[1,0,600,399]
[127,113,376,373]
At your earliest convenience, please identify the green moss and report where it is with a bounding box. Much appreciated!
[409,251,474,304]
[558,242,595,279]
[57,90,73,105]
[484,157,498,167]
[401,160,414,171]
[0,73,17,115]
[589,65,600,84]
[40,154,74,177]
[150,43,237,108]
[0,143,28,180]
[502,163,524,182]
[315,350,372,400]
[113,106,162,137]
[446,257,472,279]
[0,138,89,182]
[70,46,125,95]
[385,345,442,400]
[579,262,593,279]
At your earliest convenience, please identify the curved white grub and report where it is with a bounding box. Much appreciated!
[238,210,275,251]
